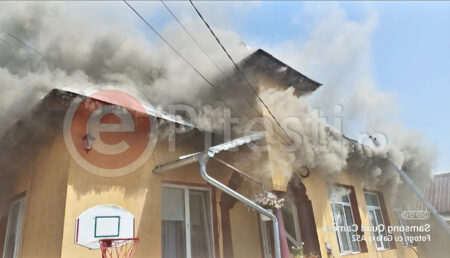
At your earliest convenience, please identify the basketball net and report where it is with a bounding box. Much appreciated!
[99,238,139,258]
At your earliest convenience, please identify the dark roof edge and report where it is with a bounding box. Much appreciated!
[244,49,322,88]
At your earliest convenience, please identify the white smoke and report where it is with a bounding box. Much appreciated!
[0,2,252,135]
[257,3,435,192]
[0,2,437,193]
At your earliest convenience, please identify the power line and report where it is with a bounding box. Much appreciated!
[124,1,286,141]
[189,0,293,145]
[123,0,218,91]
[5,32,42,57]
[159,0,281,134]
[160,0,226,76]
[123,0,271,135]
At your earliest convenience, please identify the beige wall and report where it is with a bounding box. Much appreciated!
[56,132,238,258]
[230,202,263,258]
[3,123,425,258]
[15,136,70,258]
[1,125,238,258]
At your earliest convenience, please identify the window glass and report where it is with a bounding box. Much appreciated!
[341,195,350,204]
[375,209,390,248]
[368,210,382,249]
[281,200,303,255]
[344,206,360,252]
[396,211,412,246]
[281,203,296,240]
[329,186,360,254]
[162,187,185,221]
[260,220,273,258]
[189,190,213,258]
[161,187,186,258]
[364,193,379,207]
[364,192,390,250]
[161,186,213,258]
[3,197,24,258]
[332,204,350,253]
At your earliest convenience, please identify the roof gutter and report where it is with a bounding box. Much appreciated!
[153,152,201,174]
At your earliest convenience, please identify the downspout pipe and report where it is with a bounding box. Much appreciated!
[387,159,450,235]
[370,136,450,235]
[198,152,282,258]
[153,150,282,258]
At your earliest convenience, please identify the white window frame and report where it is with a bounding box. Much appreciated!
[260,200,302,258]
[364,192,390,251]
[2,196,25,258]
[395,210,413,247]
[162,183,215,258]
[282,202,302,248]
[329,187,361,255]
[259,219,273,258]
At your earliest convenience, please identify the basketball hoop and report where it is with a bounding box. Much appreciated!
[99,238,139,258]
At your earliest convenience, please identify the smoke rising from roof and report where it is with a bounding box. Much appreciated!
[258,3,435,194]
[0,2,437,202]
[0,2,252,135]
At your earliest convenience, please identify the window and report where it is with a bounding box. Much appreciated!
[161,185,214,258]
[364,192,390,250]
[260,199,303,258]
[395,211,413,247]
[329,186,360,254]
[281,199,302,252]
[2,196,25,258]
[259,219,273,258]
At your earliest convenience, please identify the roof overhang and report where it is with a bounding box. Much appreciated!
[240,49,321,95]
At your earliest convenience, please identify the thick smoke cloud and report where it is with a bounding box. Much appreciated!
[256,3,436,195]
[0,2,251,135]
[0,2,253,215]
[0,2,437,201]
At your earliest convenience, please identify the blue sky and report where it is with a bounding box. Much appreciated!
[371,2,450,174]
[115,1,450,173]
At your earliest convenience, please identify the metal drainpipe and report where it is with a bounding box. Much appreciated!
[370,136,450,234]
[387,159,450,235]
[199,152,282,258]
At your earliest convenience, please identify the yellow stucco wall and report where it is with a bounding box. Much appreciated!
[58,134,231,258]
[230,202,263,258]
[1,125,240,258]
[13,136,70,258]
[3,123,425,258]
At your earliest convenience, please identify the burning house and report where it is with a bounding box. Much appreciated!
[1,2,449,258]
[0,48,440,258]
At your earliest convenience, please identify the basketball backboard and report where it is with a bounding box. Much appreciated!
[75,205,135,249]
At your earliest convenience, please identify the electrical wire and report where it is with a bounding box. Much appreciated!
[159,0,287,136]
[124,0,275,136]
[5,32,42,57]
[160,0,226,76]
[123,0,218,91]
[124,1,289,143]
[189,0,293,145]
[161,0,291,144]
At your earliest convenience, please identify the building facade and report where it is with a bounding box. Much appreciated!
[0,50,429,258]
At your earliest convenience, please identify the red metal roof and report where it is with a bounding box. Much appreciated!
[423,173,450,213]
